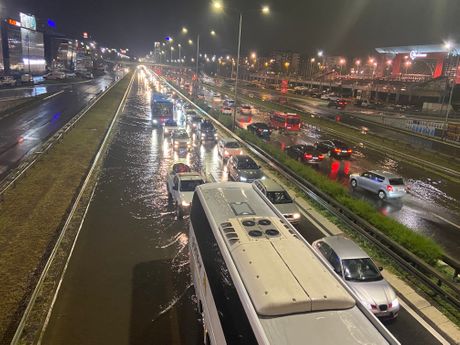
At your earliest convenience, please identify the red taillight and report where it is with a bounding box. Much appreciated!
[304,153,313,159]
[318,154,324,159]
[347,149,353,153]
[334,148,341,153]
[387,185,393,192]
[371,304,378,310]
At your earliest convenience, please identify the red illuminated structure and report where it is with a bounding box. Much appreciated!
[375,44,460,83]
[269,112,301,131]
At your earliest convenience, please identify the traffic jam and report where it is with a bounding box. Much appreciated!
[144,67,404,324]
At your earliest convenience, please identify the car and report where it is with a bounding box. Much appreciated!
[349,170,406,200]
[239,105,252,115]
[171,129,191,150]
[227,155,264,183]
[328,99,347,109]
[0,76,17,87]
[312,236,400,320]
[166,163,205,218]
[212,94,222,102]
[315,139,353,158]
[163,119,178,136]
[285,144,325,163]
[217,138,244,160]
[185,109,198,117]
[221,106,233,115]
[197,120,218,143]
[247,122,271,139]
[223,99,235,107]
[253,178,301,224]
[188,114,203,130]
[45,71,66,80]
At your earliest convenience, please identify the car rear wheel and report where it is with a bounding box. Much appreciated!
[378,190,387,200]
[350,179,358,188]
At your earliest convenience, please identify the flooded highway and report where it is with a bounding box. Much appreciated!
[39,70,446,345]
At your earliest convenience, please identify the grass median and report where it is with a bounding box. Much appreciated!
[0,71,133,341]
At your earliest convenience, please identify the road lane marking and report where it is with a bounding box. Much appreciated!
[399,299,450,345]
[43,90,65,100]
[432,213,460,230]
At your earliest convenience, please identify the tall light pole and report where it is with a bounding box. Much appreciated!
[213,2,269,130]
[309,57,315,89]
[443,42,459,139]
[178,44,181,64]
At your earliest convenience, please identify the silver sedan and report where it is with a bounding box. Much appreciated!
[312,236,400,320]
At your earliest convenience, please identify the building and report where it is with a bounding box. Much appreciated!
[1,13,46,76]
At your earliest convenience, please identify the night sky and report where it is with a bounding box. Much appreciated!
[2,0,460,57]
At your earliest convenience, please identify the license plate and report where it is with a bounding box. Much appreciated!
[342,150,347,153]
[313,157,318,160]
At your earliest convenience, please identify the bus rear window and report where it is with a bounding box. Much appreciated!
[287,118,300,125]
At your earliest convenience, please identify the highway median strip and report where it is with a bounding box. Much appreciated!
[0,71,133,342]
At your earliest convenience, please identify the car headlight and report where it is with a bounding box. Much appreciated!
[260,176,266,180]
[181,200,190,207]
[240,176,247,182]
[239,150,243,155]
[201,134,205,138]
[152,119,158,124]
[390,298,399,309]
[293,213,301,219]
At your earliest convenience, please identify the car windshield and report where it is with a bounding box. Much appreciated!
[266,191,293,204]
[225,142,241,148]
[237,158,258,169]
[389,178,405,186]
[342,258,383,282]
[287,117,300,124]
[180,179,204,192]
[174,132,189,139]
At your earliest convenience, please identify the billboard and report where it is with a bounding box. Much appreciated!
[19,12,36,30]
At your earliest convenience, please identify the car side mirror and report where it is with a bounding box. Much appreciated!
[378,266,383,271]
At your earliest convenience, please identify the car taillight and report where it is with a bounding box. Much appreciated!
[387,185,393,192]
[224,150,229,156]
[347,149,353,153]
[318,154,324,159]
[304,153,313,159]
[334,148,341,153]
[371,304,377,310]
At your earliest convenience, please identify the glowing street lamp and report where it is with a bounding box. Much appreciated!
[210,30,216,36]
[213,1,270,130]
[182,27,188,34]
[188,39,193,45]
[317,50,323,57]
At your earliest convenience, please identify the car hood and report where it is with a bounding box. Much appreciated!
[347,280,396,306]
[179,192,194,203]
[274,202,299,215]
[239,169,263,178]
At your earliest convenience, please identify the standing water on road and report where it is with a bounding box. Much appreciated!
[41,72,202,345]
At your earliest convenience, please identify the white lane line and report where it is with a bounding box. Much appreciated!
[432,213,460,230]
[43,90,65,100]
[399,299,450,345]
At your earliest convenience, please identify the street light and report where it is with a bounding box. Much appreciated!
[182,27,188,34]
[188,39,193,45]
[213,1,270,130]
[442,41,459,139]
[210,30,216,36]
[178,44,182,64]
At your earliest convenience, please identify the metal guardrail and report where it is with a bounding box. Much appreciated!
[160,74,460,312]
[0,73,125,198]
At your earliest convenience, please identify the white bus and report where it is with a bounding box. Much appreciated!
[189,182,400,345]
